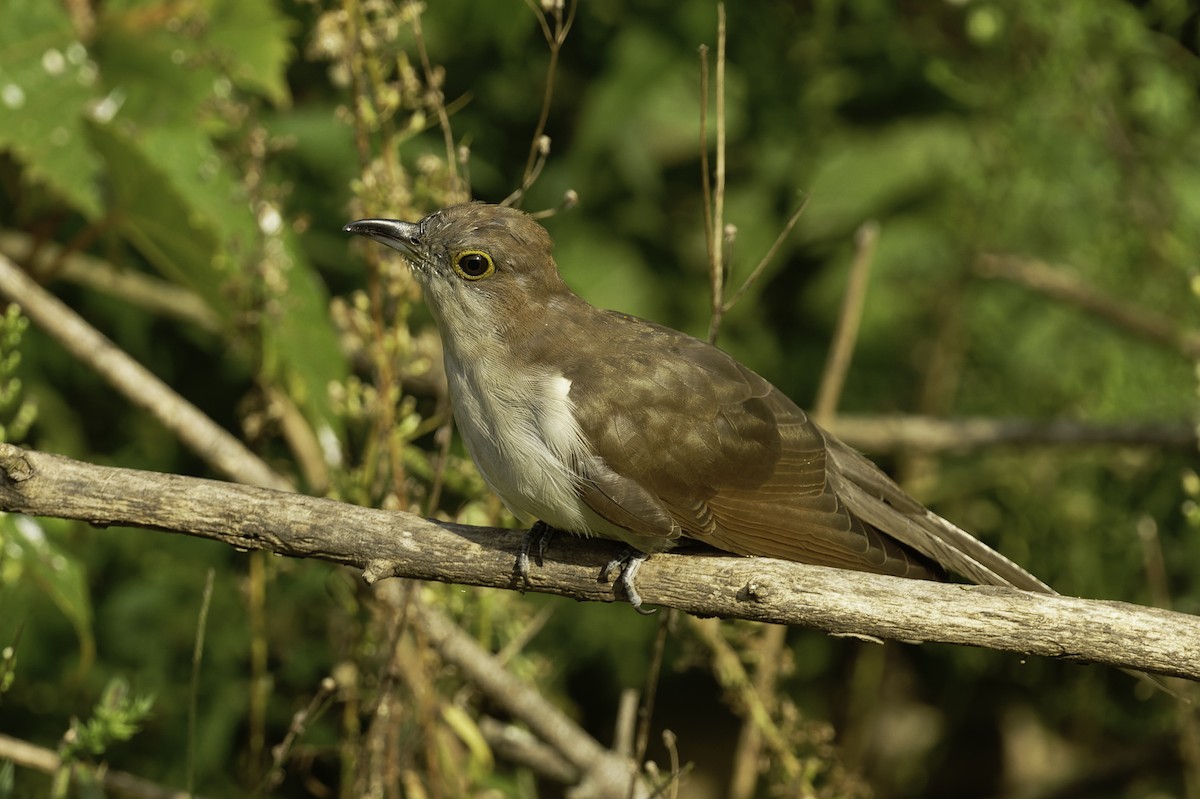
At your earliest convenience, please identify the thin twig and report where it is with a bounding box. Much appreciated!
[813,220,880,424]
[721,195,810,314]
[731,217,878,798]
[479,717,578,785]
[342,0,372,165]
[257,677,338,795]
[1136,517,1200,791]
[698,43,713,296]
[614,689,639,758]
[247,551,269,786]
[506,0,577,207]
[689,618,805,783]
[0,232,220,332]
[529,188,580,221]
[728,622,786,799]
[411,8,465,202]
[705,4,728,345]
[631,610,672,797]
[414,602,652,798]
[187,569,216,796]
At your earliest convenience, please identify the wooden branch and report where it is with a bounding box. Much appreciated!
[829,414,1195,454]
[0,444,1197,682]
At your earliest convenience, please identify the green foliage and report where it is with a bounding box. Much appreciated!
[0,306,36,443]
[1,0,345,473]
[0,761,13,799]
[59,678,154,763]
[0,1,104,217]
[0,640,15,699]
[0,0,1198,797]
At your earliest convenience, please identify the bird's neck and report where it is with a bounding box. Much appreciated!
[438,286,596,375]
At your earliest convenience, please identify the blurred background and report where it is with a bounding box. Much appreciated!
[1,0,1199,796]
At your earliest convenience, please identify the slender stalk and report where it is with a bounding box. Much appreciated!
[188,569,216,796]
[813,220,880,424]
[706,4,728,344]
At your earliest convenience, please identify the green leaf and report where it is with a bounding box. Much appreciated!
[85,117,269,325]
[86,120,231,316]
[0,0,103,217]
[0,516,94,668]
[94,6,220,128]
[207,0,295,107]
[801,119,974,239]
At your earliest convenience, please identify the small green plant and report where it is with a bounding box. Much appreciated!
[0,306,35,444]
[0,639,15,700]
[52,678,155,798]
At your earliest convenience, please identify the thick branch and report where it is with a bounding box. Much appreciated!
[0,444,1197,682]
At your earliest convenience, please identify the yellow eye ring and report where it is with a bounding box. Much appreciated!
[453,250,495,280]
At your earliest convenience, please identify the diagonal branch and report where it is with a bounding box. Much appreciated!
[0,732,203,799]
[975,254,1200,360]
[0,252,289,492]
[1,444,1197,683]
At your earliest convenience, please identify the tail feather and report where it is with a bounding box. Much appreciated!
[825,437,1053,593]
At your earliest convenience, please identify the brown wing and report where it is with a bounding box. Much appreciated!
[555,309,1051,591]
[555,310,940,580]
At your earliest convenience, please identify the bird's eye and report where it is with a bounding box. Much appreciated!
[453,250,495,281]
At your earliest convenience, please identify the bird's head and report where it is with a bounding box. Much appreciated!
[344,203,568,341]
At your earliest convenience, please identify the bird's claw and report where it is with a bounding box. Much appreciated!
[513,521,556,590]
[602,548,655,614]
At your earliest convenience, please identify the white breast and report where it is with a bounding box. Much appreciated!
[444,347,594,533]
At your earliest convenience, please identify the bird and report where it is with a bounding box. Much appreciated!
[344,202,1053,610]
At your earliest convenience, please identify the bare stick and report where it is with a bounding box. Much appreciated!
[705,4,728,345]
[0,253,290,491]
[0,732,203,799]
[258,677,338,795]
[721,195,810,315]
[690,618,805,786]
[411,10,465,203]
[976,253,1200,359]
[730,219,878,798]
[827,414,1195,454]
[506,0,577,207]
[632,609,671,789]
[187,569,215,796]
[698,43,713,293]
[0,232,220,332]
[0,444,1196,682]
[479,717,578,785]
[813,220,880,424]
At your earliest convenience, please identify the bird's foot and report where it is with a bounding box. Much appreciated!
[601,548,655,615]
[513,521,557,590]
